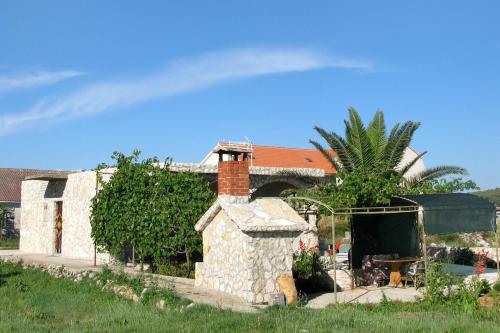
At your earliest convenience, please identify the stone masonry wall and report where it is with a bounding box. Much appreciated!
[195,209,299,304]
[62,171,111,263]
[20,180,56,254]
[195,210,254,301]
[247,231,297,304]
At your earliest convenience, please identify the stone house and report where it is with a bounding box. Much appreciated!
[0,168,70,237]
[194,144,317,304]
[18,143,326,261]
[17,141,424,263]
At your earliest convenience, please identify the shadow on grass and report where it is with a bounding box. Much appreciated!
[0,271,21,286]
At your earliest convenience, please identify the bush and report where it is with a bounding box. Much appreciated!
[154,260,194,279]
[292,250,322,280]
[452,277,491,311]
[424,262,453,304]
[449,247,476,266]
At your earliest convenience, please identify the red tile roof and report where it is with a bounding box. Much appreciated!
[250,145,336,173]
[0,168,71,203]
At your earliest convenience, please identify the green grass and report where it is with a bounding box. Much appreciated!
[0,238,19,249]
[0,261,499,332]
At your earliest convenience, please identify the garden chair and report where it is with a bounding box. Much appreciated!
[401,261,425,288]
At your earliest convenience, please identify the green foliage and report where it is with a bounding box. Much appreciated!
[0,206,15,240]
[406,178,479,195]
[90,150,216,264]
[452,277,491,312]
[292,250,323,280]
[424,262,453,304]
[448,247,476,266]
[290,169,403,209]
[473,187,500,206]
[2,260,500,332]
[154,260,194,278]
[311,108,468,192]
[0,238,19,249]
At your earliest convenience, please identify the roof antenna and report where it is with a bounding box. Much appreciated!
[244,136,253,167]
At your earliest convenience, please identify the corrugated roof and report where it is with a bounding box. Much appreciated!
[251,145,336,173]
[0,168,71,203]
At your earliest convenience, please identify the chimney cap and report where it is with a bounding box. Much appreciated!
[213,141,253,154]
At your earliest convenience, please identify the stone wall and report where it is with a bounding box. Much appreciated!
[20,180,57,254]
[20,172,111,263]
[195,209,299,304]
[61,171,108,261]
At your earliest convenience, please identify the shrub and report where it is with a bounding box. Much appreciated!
[154,260,194,279]
[292,250,322,280]
[449,247,475,266]
[452,277,491,311]
[424,262,452,304]
[493,281,500,293]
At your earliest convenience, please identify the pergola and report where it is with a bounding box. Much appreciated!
[288,193,499,304]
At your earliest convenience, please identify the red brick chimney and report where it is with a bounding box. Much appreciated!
[215,142,252,200]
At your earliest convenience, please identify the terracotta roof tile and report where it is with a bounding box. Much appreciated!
[0,168,71,203]
[250,145,336,173]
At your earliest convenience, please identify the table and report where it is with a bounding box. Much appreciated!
[372,257,421,287]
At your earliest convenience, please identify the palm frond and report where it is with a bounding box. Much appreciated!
[309,138,341,170]
[344,107,375,167]
[313,126,356,171]
[367,110,387,163]
[384,121,420,169]
[399,151,427,176]
[405,165,468,187]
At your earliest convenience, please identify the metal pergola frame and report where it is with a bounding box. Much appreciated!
[287,196,420,304]
[287,196,500,304]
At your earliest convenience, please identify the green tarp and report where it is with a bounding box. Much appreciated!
[393,194,497,235]
[351,213,420,268]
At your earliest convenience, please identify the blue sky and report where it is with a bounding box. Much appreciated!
[1,1,499,189]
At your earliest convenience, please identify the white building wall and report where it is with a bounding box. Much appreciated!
[19,171,111,263]
[398,147,426,179]
[61,171,103,261]
[19,180,56,254]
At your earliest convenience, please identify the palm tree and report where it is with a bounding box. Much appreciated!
[310,107,467,187]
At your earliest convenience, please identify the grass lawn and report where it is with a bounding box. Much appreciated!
[0,261,499,332]
[0,238,19,249]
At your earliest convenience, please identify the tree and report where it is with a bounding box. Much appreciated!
[310,107,467,186]
[405,177,479,195]
[0,206,14,240]
[90,151,215,268]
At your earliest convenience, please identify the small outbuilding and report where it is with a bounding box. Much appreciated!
[194,144,316,304]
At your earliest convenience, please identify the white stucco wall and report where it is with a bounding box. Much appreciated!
[398,147,426,179]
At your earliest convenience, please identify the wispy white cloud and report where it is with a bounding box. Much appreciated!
[0,70,83,93]
[0,48,373,135]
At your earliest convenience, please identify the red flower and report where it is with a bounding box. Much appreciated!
[299,239,304,250]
